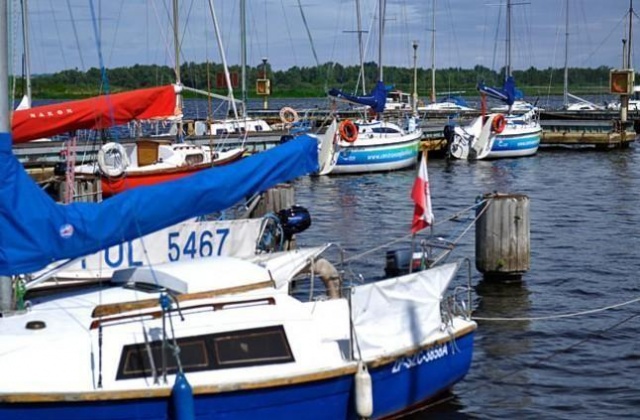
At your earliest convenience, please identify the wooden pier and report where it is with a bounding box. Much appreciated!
[14,110,637,168]
[420,116,637,152]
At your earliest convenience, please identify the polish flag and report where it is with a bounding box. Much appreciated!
[411,153,434,234]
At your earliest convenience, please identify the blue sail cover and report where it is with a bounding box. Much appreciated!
[328,80,387,113]
[441,96,470,107]
[0,133,319,276]
[477,76,518,106]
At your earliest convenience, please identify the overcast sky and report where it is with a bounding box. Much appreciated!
[10,0,638,76]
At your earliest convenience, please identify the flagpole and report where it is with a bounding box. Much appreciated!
[410,147,435,269]
[409,232,417,274]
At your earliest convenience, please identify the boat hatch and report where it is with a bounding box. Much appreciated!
[123,282,166,293]
[116,325,294,380]
[110,257,274,294]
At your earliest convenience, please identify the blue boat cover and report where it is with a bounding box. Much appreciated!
[328,80,387,113]
[440,96,470,107]
[477,76,518,106]
[0,133,318,275]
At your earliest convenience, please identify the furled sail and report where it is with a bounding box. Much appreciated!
[477,76,518,106]
[328,80,387,113]
[11,85,179,143]
[0,134,318,275]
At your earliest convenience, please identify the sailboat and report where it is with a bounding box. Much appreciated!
[10,84,243,197]
[561,0,605,111]
[0,2,477,417]
[326,0,422,174]
[448,0,542,160]
[422,0,474,113]
[1,10,476,420]
[201,0,272,136]
[64,0,250,197]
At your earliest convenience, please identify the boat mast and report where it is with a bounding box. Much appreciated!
[356,0,366,94]
[505,0,511,81]
[378,0,384,82]
[172,0,183,140]
[430,0,436,103]
[412,40,418,112]
[563,0,569,108]
[240,0,247,118]
[207,0,239,120]
[173,0,180,86]
[21,0,31,107]
[0,0,12,313]
[627,0,633,69]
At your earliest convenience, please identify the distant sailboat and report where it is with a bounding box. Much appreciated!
[562,0,605,111]
[204,0,272,135]
[326,0,422,174]
[448,0,542,160]
[422,0,474,113]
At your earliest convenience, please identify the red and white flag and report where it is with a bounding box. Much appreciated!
[411,153,434,234]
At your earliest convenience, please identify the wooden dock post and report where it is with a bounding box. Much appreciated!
[248,184,297,250]
[0,276,11,314]
[476,193,530,280]
[248,184,295,218]
[58,175,103,203]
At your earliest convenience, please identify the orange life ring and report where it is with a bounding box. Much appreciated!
[491,114,506,134]
[279,107,299,124]
[338,120,358,143]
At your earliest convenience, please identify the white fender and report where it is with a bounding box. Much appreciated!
[355,361,373,418]
[97,142,130,178]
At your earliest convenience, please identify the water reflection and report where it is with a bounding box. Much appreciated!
[472,277,533,412]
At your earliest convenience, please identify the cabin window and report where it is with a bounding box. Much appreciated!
[213,326,293,368]
[371,127,399,134]
[255,125,263,131]
[116,325,293,380]
[185,154,204,165]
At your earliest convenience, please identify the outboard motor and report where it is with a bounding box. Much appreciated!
[53,161,67,176]
[633,119,640,135]
[443,124,455,143]
[384,248,429,277]
[278,205,312,241]
[279,134,294,144]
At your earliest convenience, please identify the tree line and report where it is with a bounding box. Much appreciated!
[18,62,620,99]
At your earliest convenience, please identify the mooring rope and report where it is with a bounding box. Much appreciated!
[342,199,489,264]
[473,295,640,322]
[412,305,640,415]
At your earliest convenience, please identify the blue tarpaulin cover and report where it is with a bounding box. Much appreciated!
[477,76,519,106]
[0,133,318,275]
[328,80,388,113]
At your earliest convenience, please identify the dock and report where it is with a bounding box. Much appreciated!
[14,109,638,168]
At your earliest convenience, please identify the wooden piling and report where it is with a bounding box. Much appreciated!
[58,175,103,203]
[249,184,295,218]
[476,193,530,280]
[248,184,297,250]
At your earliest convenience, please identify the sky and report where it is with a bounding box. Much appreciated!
[9,0,639,76]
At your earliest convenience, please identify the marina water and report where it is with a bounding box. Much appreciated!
[293,141,640,418]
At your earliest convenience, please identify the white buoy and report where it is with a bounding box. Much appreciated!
[355,361,373,418]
